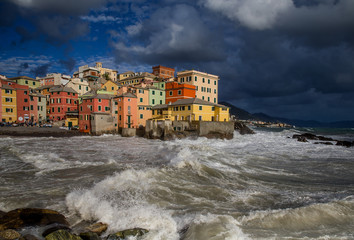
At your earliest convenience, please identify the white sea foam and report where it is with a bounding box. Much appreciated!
[66,169,180,240]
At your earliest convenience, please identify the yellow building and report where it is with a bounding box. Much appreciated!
[118,71,135,81]
[102,80,119,94]
[1,85,17,122]
[152,98,229,122]
[8,76,41,89]
[176,70,219,104]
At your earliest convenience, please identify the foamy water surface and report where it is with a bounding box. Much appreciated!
[1,129,353,239]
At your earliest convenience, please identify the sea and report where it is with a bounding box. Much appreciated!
[1,127,354,240]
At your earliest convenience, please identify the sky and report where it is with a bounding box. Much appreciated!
[0,0,353,122]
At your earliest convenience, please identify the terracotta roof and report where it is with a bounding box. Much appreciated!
[1,85,14,90]
[84,94,114,100]
[151,104,168,110]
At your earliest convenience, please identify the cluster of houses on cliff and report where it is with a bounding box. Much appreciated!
[0,63,230,134]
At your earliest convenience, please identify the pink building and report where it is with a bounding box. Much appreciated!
[115,92,138,129]
[48,85,78,121]
[79,94,113,133]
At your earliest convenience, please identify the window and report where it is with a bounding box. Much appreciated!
[195,76,197,82]
[140,114,143,119]
[214,89,216,94]
[52,107,54,113]
[208,79,210,84]
[140,98,143,103]
[178,90,182,95]
[208,97,210,101]
[180,106,185,111]
[160,100,162,104]
[128,99,131,102]
[188,106,191,110]
[160,92,163,96]
[80,106,83,111]
[24,99,28,102]
[119,115,121,121]
[79,86,81,90]
[5,98,12,102]
[98,99,102,103]
[30,96,34,101]
[58,107,61,113]
[32,82,35,86]
[68,107,70,111]
[199,116,202,121]
[98,106,102,111]
[30,105,33,110]
[112,87,114,91]
[152,99,155,105]
[214,80,217,85]
[6,108,13,113]
[86,87,88,91]
[169,91,173,96]
[24,91,28,95]
[161,84,164,88]
[68,92,71,96]
[212,107,215,111]
[25,80,28,84]
[152,90,155,95]
[105,107,110,111]
[199,106,202,110]
[202,96,204,100]
[202,78,205,83]
[214,98,216,103]
[5,89,12,94]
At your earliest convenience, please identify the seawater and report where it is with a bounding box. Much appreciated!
[0,129,354,240]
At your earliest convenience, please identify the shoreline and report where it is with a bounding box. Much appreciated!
[0,126,89,138]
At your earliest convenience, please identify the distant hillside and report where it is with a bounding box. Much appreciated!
[220,101,354,128]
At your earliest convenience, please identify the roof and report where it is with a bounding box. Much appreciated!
[49,85,78,94]
[115,92,137,98]
[1,85,14,90]
[151,104,168,110]
[8,76,38,81]
[153,98,229,109]
[35,85,54,90]
[119,71,134,75]
[83,94,114,100]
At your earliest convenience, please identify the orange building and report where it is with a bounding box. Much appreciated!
[152,65,175,79]
[165,81,196,104]
[115,92,138,129]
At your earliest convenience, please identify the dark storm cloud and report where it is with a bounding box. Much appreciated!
[111,4,226,65]
[30,64,51,77]
[59,58,76,74]
[17,62,29,75]
[2,0,108,44]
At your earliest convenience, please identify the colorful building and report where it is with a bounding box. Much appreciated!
[101,80,119,94]
[38,73,71,86]
[1,85,16,122]
[152,65,175,79]
[177,70,219,104]
[148,86,165,106]
[65,78,90,96]
[131,87,151,127]
[118,71,134,81]
[118,72,156,86]
[115,92,138,129]
[48,86,78,121]
[7,76,40,89]
[0,81,2,121]
[152,98,229,122]
[32,92,46,123]
[165,81,196,104]
[95,62,118,82]
[79,94,115,133]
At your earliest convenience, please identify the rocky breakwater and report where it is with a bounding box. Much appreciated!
[292,133,354,147]
[0,208,148,240]
[234,121,255,135]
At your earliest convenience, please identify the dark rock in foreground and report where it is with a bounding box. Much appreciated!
[292,133,353,147]
[0,208,69,231]
[45,230,82,240]
[85,222,108,235]
[234,121,255,135]
[79,232,101,240]
[107,228,149,240]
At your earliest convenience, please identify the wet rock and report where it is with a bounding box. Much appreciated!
[178,225,189,240]
[336,141,353,147]
[42,224,71,237]
[107,228,149,240]
[79,232,101,240]
[318,136,334,141]
[297,136,308,142]
[19,234,39,240]
[314,142,333,145]
[234,121,255,135]
[85,222,108,235]
[0,211,6,219]
[0,229,21,240]
[45,230,82,240]
[0,208,69,231]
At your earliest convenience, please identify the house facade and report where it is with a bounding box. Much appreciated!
[38,73,71,86]
[1,85,17,122]
[65,78,90,96]
[48,86,78,121]
[152,98,229,122]
[7,76,40,89]
[165,81,196,104]
[176,70,219,104]
[152,65,175,79]
[116,92,138,129]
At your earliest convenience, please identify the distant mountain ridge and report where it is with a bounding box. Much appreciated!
[220,101,354,128]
